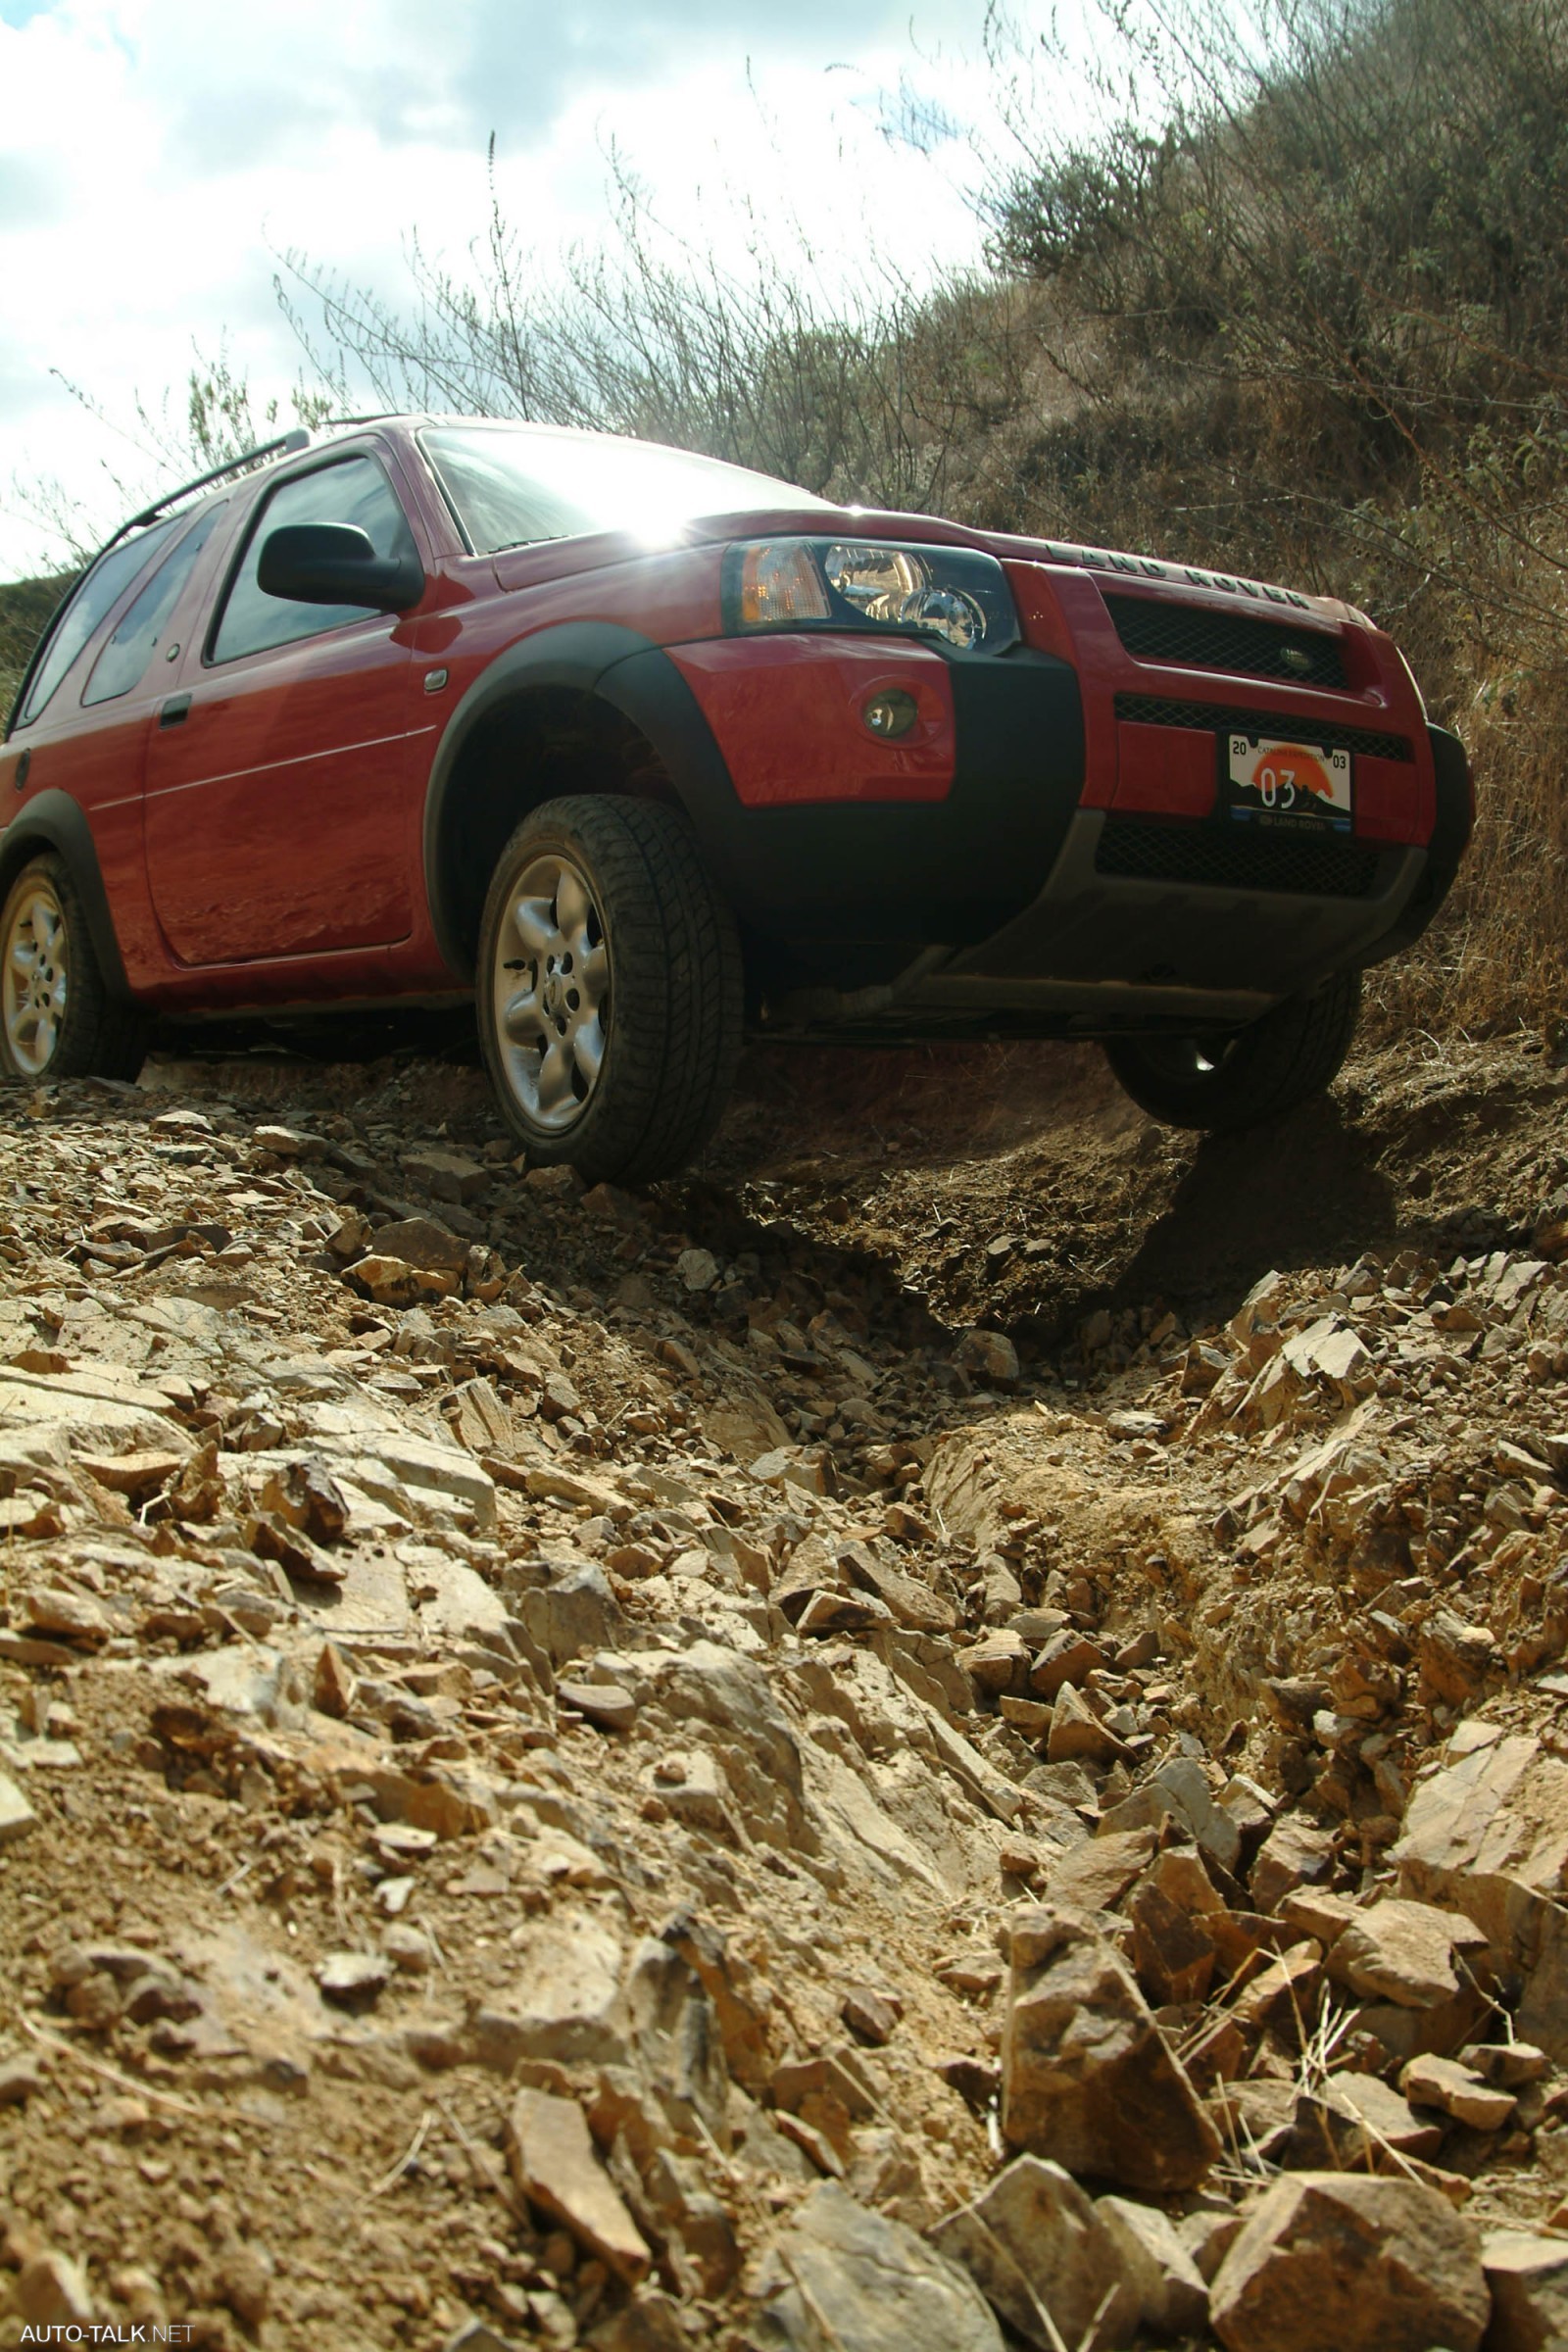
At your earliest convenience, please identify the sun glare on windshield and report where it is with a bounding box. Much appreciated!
[420,424,830,555]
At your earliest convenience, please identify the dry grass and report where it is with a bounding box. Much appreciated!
[972,0,1568,1037]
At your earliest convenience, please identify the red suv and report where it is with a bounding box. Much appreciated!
[0,416,1470,1180]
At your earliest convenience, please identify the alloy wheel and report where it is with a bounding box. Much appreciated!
[491,851,611,1132]
[2,878,70,1077]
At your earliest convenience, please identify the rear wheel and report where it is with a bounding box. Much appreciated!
[476,795,742,1183]
[1103,971,1361,1132]
[0,855,146,1084]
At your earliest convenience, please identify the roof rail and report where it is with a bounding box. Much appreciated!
[106,425,316,551]
[4,424,321,739]
[102,415,417,555]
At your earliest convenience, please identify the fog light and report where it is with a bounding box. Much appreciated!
[861,688,918,740]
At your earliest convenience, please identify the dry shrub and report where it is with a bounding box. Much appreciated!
[1373,666,1568,1036]
[276,144,1041,521]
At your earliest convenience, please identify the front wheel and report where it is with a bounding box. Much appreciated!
[1103,971,1361,1132]
[476,795,743,1184]
[0,855,146,1084]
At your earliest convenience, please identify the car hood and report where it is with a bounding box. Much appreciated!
[488,502,1358,630]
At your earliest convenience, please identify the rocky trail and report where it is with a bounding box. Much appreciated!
[4,1030,1568,2349]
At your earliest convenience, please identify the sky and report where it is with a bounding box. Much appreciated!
[0,0,1071,580]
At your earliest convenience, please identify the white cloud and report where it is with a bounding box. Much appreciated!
[0,0,1065,577]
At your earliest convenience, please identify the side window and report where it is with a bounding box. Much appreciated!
[82,504,225,708]
[16,518,179,727]
[210,457,418,664]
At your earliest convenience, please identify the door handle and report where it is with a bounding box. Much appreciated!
[159,694,192,728]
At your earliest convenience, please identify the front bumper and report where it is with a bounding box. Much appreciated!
[651,639,1089,949]
[847,809,1424,1034]
[747,722,1470,1042]
[599,629,1469,1038]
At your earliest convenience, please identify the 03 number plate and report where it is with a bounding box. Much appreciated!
[1225,733,1352,831]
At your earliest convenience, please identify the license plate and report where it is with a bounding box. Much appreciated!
[1225,733,1352,830]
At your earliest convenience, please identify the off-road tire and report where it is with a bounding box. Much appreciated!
[476,795,743,1184]
[0,854,147,1085]
[1103,970,1361,1133]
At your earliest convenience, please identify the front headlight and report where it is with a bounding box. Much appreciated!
[724,537,1019,655]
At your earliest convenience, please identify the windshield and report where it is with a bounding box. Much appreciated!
[419,424,831,555]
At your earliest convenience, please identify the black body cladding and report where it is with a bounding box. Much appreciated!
[607,642,1087,947]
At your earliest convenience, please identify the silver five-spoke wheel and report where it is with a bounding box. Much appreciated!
[2,876,69,1078]
[492,852,611,1132]
[476,796,742,1184]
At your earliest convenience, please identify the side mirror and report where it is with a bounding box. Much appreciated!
[257,523,424,612]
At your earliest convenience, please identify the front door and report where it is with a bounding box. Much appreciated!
[143,449,425,966]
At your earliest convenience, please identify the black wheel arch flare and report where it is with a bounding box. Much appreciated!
[421,623,712,984]
[1355,723,1475,968]
[0,790,134,1001]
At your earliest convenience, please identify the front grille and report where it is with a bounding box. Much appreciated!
[1097,816,1383,898]
[1104,594,1348,688]
[1115,692,1412,763]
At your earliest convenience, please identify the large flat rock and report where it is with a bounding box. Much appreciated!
[0,1367,188,1458]
[749,2182,1004,2352]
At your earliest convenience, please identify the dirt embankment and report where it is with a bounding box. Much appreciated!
[2,1032,1568,2350]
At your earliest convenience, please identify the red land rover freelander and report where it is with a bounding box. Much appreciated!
[0,416,1472,1181]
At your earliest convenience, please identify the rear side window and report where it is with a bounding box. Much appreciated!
[210,456,417,664]
[82,505,225,708]
[17,518,179,726]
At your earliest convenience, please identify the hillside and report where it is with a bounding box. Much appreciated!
[958,0,1568,1039]
[9,0,1567,1040]
[0,571,72,718]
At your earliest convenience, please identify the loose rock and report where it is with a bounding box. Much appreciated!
[751,2180,1004,2352]
[1001,1907,1222,2192]
[1483,2232,1568,2351]
[1209,2173,1489,2352]
[930,2155,1137,2351]
[507,2087,652,2284]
